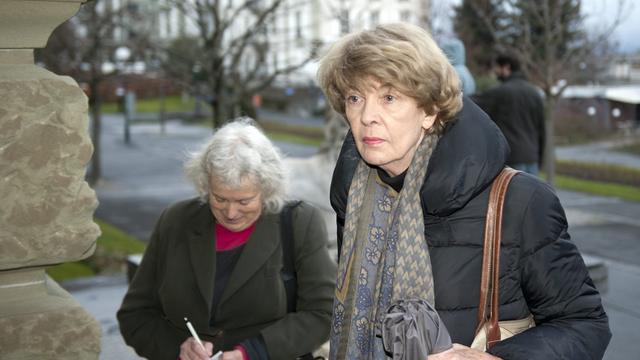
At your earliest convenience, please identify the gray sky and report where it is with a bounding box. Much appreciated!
[582,0,640,53]
[436,0,640,54]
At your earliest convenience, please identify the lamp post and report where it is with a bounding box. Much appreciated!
[115,46,132,144]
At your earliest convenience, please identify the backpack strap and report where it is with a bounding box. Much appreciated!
[281,200,302,313]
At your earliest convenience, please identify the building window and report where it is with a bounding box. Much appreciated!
[400,10,411,22]
[295,10,302,39]
[165,9,172,37]
[178,7,186,37]
[370,10,379,26]
[340,9,350,34]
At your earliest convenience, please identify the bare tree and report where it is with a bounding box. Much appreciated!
[165,0,320,129]
[37,1,156,185]
[454,0,628,184]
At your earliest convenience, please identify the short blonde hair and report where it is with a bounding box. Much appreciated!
[184,117,287,213]
[317,23,462,133]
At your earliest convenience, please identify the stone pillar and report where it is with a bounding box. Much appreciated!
[0,1,102,358]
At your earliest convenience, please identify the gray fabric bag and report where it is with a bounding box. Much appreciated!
[381,299,452,359]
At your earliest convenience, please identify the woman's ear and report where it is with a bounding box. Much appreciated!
[422,113,437,132]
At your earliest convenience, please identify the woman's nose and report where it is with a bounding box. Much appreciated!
[224,204,240,218]
[361,99,379,125]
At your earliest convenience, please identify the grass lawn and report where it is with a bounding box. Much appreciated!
[46,219,146,283]
[259,121,324,147]
[266,131,324,147]
[101,95,207,114]
[555,174,640,202]
[613,141,640,156]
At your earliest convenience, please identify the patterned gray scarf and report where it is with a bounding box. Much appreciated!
[331,133,439,359]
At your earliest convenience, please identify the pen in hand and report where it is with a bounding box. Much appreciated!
[184,317,222,359]
[184,317,207,352]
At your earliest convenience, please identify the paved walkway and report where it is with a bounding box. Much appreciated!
[68,114,640,359]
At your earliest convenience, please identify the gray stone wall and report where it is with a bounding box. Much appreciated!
[0,1,102,358]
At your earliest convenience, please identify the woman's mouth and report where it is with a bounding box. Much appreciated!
[363,137,384,145]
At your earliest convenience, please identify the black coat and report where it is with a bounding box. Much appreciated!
[473,72,545,165]
[330,97,610,359]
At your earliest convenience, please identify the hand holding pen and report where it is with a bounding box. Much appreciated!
[179,317,220,360]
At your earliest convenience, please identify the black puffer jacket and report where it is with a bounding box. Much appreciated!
[330,97,610,359]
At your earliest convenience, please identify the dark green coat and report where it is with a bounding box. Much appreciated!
[117,198,336,359]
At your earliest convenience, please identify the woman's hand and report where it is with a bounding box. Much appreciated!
[178,337,214,360]
[429,344,502,360]
[220,350,244,360]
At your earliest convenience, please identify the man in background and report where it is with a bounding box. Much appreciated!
[474,54,545,175]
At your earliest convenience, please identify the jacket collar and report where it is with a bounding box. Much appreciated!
[187,205,280,309]
[504,71,527,82]
[421,96,508,216]
[187,204,216,308]
[217,211,280,306]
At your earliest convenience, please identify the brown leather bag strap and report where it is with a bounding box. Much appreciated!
[475,167,520,349]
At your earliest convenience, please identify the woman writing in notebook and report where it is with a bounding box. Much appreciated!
[118,118,335,360]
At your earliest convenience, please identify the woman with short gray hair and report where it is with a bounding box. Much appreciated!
[118,118,336,360]
[184,117,287,214]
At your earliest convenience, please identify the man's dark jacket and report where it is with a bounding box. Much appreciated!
[330,97,610,359]
[474,72,545,165]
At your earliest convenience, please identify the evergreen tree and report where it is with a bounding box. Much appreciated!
[453,0,506,75]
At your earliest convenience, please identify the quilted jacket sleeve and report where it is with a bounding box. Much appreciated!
[489,182,611,359]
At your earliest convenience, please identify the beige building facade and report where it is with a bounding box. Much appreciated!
[0,0,102,358]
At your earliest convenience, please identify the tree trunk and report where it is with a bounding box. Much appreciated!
[543,96,557,186]
[239,94,257,119]
[87,81,102,185]
[210,80,226,129]
[210,98,220,130]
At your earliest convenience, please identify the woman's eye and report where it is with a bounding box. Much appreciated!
[346,95,361,104]
[383,94,396,103]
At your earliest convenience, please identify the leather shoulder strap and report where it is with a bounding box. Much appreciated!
[475,167,520,349]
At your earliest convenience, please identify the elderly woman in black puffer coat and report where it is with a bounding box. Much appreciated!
[317,22,610,360]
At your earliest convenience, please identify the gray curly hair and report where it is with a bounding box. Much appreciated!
[184,117,287,214]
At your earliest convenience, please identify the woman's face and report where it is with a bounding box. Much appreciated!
[208,176,263,232]
[344,77,436,176]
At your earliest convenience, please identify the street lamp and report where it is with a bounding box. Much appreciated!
[115,46,133,144]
